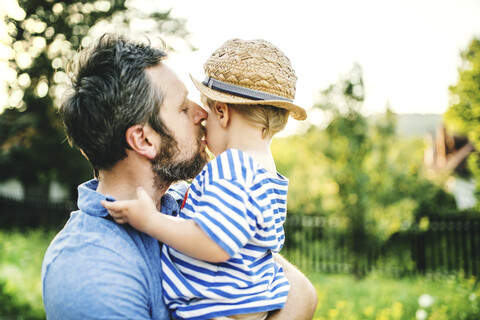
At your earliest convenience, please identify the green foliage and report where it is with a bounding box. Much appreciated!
[0,0,190,198]
[0,229,56,319]
[445,37,480,207]
[273,64,457,278]
[0,279,39,319]
[445,38,480,142]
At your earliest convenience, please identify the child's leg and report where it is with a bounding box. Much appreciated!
[211,311,268,320]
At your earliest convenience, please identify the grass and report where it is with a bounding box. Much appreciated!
[307,271,480,319]
[0,229,56,319]
[2,229,480,319]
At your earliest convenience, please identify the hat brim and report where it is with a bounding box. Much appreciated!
[190,75,307,121]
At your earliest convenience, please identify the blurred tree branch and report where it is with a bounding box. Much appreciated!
[0,0,190,198]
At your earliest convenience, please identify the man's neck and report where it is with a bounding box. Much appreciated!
[96,159,169,205]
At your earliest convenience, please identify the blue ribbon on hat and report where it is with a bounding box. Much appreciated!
[202,77,293,102]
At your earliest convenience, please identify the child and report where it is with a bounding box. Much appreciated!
[102,39,307,320]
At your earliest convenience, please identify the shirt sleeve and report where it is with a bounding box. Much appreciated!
[42,242,156,320]
[192,178,258,257]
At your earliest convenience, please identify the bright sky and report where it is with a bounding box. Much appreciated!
[136,0,480,116]
[1,0,480,118]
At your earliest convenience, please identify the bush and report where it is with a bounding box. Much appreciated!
[0,229,56,319]
[0,279,39,319]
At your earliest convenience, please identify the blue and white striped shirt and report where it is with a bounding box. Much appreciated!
[161,149,290,320]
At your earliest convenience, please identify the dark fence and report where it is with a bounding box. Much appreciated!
[416,218,480,276]
[282,214,480,277]
[0,194,75,230]
[2,194,480,277]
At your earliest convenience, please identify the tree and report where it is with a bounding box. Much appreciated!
[444,37,480,207]
[313,63,373,277]
[0,0,190,198]
[273,64,456,278]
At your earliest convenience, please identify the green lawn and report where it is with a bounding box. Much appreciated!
[307,271,480,319]
[1,229,480,319]
[0,229,56,319]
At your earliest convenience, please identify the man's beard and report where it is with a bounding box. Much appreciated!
[151,127,209,189]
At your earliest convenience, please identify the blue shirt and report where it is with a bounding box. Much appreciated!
[41,179,187,320]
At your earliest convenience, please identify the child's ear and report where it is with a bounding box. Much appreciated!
[215,102,230,128]
[125,124,158,160]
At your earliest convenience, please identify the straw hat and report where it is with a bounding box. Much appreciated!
[190,39,307,120]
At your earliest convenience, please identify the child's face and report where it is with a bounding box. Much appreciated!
[203,104,225,157]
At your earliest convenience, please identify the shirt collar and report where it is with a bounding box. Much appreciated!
[77,179,182,218]
[77,179,114,217]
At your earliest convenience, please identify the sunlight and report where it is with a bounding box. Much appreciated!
[0,0,25,21]
[52,3,64,15]
[32,36,46,50]
[17,73,30,87]
[23,18,47,34]
[0,44,14,60]
[0,62,16,83]
[15,51,31,69]
[8,88,23,107]
[94,0,111,12]
[35,80,48,98]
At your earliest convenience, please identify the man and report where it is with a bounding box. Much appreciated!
[41,33,317,319]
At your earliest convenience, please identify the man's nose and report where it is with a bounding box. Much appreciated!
[192,101,208,124]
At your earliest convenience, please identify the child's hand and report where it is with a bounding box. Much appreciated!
[101,187,158,233]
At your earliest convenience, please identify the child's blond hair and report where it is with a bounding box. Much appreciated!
[201,95,290,139]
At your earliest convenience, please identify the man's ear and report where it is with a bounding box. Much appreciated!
[215,102,230,128]
[125,124,158,160]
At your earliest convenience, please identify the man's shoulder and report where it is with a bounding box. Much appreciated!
[42,211,167,319]
[42,211,159,281]
[47,211,155,258]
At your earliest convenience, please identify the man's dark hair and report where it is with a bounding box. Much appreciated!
[60,33,171,174]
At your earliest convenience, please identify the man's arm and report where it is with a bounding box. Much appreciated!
[268,254,318,320]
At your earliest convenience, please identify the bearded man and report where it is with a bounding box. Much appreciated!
[41,34,317,320]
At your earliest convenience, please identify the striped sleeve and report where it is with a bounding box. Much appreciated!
[193,178,257,258]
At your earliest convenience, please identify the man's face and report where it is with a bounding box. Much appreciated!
[145,64,210,187]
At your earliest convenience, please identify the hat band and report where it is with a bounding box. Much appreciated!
[202,77,293,102]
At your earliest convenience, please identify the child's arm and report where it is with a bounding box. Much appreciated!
[101,187,229,263]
